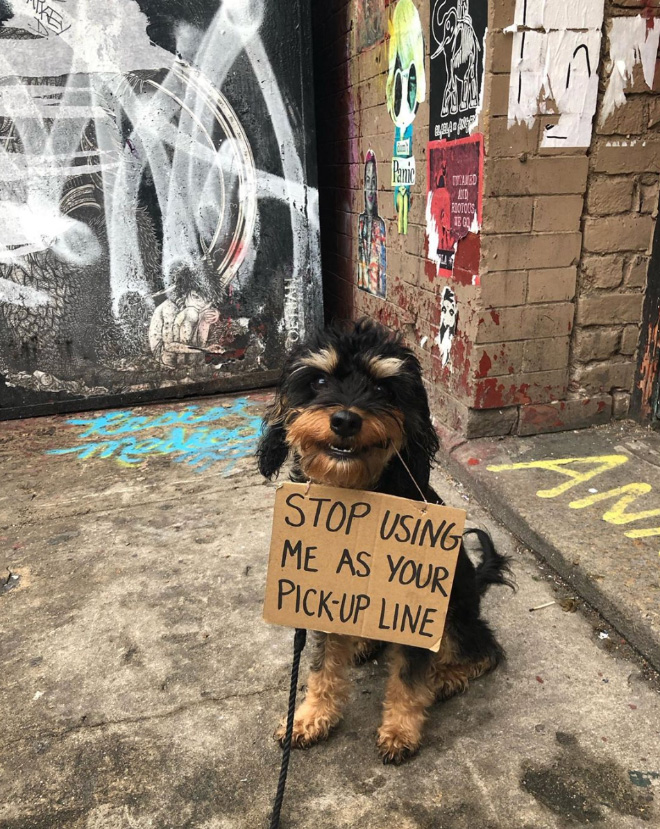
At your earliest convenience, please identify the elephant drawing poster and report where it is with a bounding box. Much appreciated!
[429,0,487,141]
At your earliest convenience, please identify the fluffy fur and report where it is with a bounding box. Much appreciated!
[258,318,513,764]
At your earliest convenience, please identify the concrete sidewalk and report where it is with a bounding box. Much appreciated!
[441,421,660,673]
[2,394,660,828]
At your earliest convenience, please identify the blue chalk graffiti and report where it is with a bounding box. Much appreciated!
[47,397,263,475]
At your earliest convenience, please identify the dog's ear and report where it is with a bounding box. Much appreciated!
[256,397,289,479]
[398,364,439,492]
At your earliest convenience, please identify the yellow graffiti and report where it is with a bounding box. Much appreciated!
[626,527,660,541]
[487,456,629,499]
[569,484,660,525]
[487,454,660,556]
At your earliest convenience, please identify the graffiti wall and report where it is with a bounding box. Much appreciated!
[0,0,321,418]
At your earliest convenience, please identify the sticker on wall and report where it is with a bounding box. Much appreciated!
[426,134,483,282]
[436,286,457,367]
[358,151,387,299]
[387,0,426,236]
[354,0,387,54]
[506,0,604,148]
[429,0,487,141]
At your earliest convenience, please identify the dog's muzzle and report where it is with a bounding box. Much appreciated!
[330,410,363,438]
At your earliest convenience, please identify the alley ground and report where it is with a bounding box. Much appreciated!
[2,392,660,829]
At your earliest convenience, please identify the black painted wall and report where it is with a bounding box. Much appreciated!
[0,0,321,419]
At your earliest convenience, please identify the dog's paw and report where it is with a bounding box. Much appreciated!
[376,727,419,765]
[274,714,332,749]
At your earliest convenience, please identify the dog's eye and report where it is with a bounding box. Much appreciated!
[374,383,389,397]
[311,376,327,392]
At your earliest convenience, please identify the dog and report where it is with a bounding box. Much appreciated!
[257,318,513,764]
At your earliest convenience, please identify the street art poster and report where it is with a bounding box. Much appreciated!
[358,150,387,299]
[426,134,483,281]
[386,0,425,236]
[436,285,457,367]
[507,0,604,147]
[0,0,321,414]
[354,0,387,54]
[429,0,487,141]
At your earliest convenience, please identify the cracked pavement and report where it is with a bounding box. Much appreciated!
[2,392,660,828]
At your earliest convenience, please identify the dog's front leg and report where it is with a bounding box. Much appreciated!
[377,644,435,764]
[276,632,358,749]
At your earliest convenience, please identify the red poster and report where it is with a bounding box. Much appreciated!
[426,134,483,284]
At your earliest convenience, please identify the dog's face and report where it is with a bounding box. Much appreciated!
[258,320,438,491]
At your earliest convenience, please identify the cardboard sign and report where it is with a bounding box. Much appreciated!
[263,483,466,651]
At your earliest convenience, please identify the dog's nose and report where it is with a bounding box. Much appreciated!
[330,410,362,437]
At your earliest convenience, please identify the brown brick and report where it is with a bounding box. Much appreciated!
[533,196,583,232]
[465,406,519,439]
[475,369,568,408]
[527,267,577,302]
[572,328,621,362]
[597,98,647,136]
[581,255,624,290]
[488,74,511,117]
[488,117,540,158]
[428,384,467,433]
[613,0,660,9]
[480,271,527,307]
[583,215,654,253]
[490,0,517,29]
[485,31,514,74]
[649,98,660,129]
[486,156,589,196]
[521,303,574,340]
[576,294,644,326]
[482,197,534,233]
[624,255,650,288]
[572,361,636,394]
[476,306,524,343]
[612,391,631,420]
[473,342,524,377]
[523,337,570,372]
[639,180,659,214]
[586,177,635,215]
[592,139,660,174]
[482,233,581,270]
[517,396,612,435]
[620,325,641,355]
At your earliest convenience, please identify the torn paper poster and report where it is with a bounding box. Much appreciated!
[507,0,604,148]
[601,16,660,126]
[426,134,483,281]
[509,0,604,32]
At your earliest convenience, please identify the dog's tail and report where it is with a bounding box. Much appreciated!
[464,528,516,595]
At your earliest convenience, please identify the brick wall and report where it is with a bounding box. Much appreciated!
[312,0,660,437]
[573,0,660,424]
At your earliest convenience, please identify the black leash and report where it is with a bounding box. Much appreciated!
[268,627,307,829]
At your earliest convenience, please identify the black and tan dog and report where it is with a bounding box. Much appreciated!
[257,319,512,764]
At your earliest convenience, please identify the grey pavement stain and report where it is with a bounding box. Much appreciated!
[521,732,654,824]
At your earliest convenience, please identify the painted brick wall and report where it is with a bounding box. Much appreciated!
[313,0,660,438]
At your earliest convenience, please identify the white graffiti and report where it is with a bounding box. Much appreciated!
[506,0,604,148]
[431,0,480,119]
[0,0,320,391]
[601,16,660,126]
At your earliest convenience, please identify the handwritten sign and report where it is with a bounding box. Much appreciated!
[263,483,466,651]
